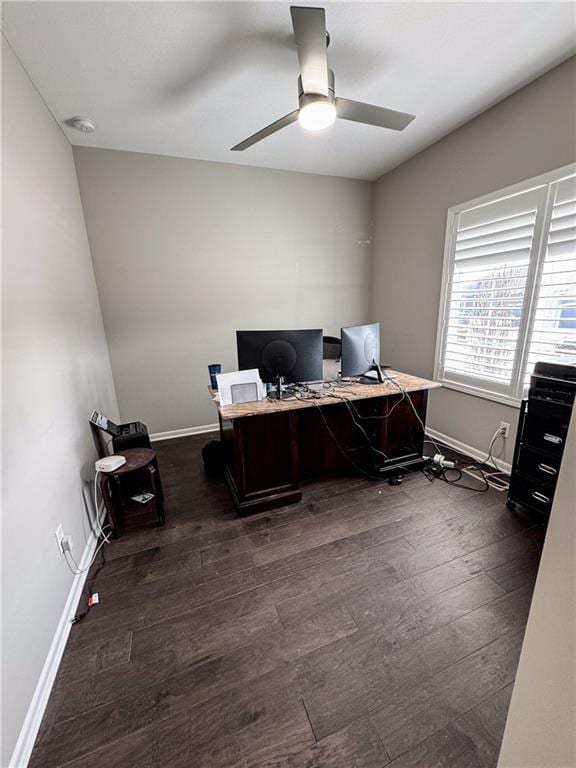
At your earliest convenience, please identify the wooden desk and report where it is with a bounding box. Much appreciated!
[209,371,440,515]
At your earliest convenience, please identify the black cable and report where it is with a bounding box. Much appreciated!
[420,431,503,493]
[338,397,390,460]
[293,378,491,493]
[422,458,491,492]
[306,396,390,481]
[293,382,426,483]
[294,385,390,461]
[71,544,107,625]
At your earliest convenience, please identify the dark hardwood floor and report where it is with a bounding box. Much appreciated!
[29,434,545,768]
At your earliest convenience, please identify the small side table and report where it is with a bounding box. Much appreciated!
[99,448,165,537]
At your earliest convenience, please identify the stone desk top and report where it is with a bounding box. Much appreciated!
[208,370,441,420]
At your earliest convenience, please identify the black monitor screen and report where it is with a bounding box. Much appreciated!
[341,322,381,377]
[236,329,323,383]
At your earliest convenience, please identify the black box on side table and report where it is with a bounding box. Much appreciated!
[90,410,151,458]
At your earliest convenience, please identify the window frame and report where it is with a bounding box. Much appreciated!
[433,163,576,408]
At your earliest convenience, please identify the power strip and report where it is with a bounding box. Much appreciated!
[431,453,455,470]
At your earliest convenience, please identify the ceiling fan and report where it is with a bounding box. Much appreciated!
[231,5,415,151]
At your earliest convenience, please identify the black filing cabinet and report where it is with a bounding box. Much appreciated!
[507,361,576,516]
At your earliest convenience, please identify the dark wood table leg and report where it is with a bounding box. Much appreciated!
[151,456,164,502]
[148,463,165,525]
[99,473,122,538]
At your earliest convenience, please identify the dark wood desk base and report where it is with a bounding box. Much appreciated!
[219,389,429,515]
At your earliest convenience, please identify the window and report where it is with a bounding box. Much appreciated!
[434,165,576,406]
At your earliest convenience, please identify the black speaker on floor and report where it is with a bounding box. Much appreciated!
[202,440,224,473]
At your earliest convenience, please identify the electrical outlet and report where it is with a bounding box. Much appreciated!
[500,421,511,438]
[55,524,65,554]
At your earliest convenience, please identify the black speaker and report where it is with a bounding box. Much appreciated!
[202,440,224,473]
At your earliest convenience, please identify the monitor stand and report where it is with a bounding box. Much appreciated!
[268,375,292,400]
[358,360,386,385]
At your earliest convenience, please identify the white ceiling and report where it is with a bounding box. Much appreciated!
[3,2,575,180]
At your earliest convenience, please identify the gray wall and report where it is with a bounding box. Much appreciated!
[1,41,118,764]
[498,411,575,767]
[74,148,373,433]
[372,57,576,463]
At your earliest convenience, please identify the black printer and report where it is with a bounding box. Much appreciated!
[89,411,151,457]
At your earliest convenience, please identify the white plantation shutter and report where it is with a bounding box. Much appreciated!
[438,189,540,397]
[435,166,576,404]
[522,177,576,383]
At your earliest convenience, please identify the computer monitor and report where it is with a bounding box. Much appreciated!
[341,322,384,383]
[236,329,323,397]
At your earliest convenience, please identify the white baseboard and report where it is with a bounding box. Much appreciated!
[150,424,219,442]
[8,530,99,768]
[426,427,511,475]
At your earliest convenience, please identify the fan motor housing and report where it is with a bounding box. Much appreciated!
[297,68,335,106]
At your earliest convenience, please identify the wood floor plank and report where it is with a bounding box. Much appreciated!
[93,547,254,598]
[51,667,313,768]
[33,607,354,767]
[81,532,412,625]
[272,512,533,632]
[243,487,515,578]
[68,568,308,649]
[356,584,533,696]
[378,524,542,587]
[347,572,505,634]
[486,550,543,592]
[386,684,514,768]
[130,604,283,666]
[49,592,353,724]
[103,497,311,563]
[56,630,132,683]
[403,503,531,551]
[247,489,414,548]
[39,710,193,768]
[200,491,419,566]
[291,577,516,740]
[370,629,524,758]
[28,434,544,768]
[258,717,390,768]
[387,525,545,586]
[56,593,300,715]
[294,640,380,741]
[338,497,508,553]
[276,538,508,629]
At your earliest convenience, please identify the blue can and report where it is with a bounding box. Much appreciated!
[208,363,222,390]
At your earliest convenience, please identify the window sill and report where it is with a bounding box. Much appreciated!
[435,379,523,409]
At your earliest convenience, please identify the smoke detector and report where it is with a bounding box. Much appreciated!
[67,116,96,133]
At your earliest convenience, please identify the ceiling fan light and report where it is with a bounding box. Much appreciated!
[298,100,336,131]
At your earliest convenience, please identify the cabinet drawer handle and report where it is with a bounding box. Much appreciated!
[543,433,562,445]
[537,463,557,476]
[531,491,550,504]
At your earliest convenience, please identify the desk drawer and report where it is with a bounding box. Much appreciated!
[509,473,554,515]
[522,415,569,456]
[517,445,561,489]
[529,397,573,422]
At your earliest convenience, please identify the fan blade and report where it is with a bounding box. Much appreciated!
[230,110,299,151]
[336,98,415,131]
[290,6,329,96]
